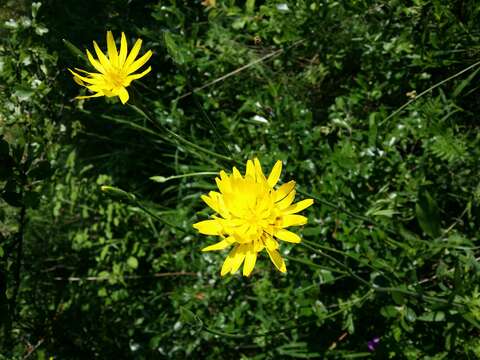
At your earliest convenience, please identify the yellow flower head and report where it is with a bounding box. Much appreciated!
[69,31,152,104]
[194,158,313,277]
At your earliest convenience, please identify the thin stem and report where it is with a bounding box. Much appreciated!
[163,126,234,162]
[302,240,371,286]
[382,59,480,124]
[128,104,234,162]
[297,187,377,225]
[133,200,189,234]
[286,255,348,275]
[52,272,196,282]
[203,289,372,339]
[175,47,285,101]
[302,240,397,280]
[150,172,218,183]
[301,240,466,307]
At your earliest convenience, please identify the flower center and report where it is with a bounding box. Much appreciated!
[225,179,276,242]
[247,213,260,225]
[105,68,126,88]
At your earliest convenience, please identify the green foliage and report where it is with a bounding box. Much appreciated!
[1,0,480,359]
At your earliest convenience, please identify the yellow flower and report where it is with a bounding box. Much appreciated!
[193,158,313,277]
[69,31,152,104]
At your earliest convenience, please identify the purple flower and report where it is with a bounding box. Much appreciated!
[367,336,380,352]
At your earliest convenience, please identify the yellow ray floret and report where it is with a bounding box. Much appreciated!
[68,31,152,104]
[193,158,314,277]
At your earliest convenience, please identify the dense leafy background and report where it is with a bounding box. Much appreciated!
[1,0,480,358]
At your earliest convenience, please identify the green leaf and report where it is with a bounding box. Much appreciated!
[246,0,255,14]
[127,256,139,269]
[98,287,108,297]
[404,307,417,322]
[13,86,35,102]
[179,306,196,323]
[63,38,86,62]
[100,186,136,202]
[462,313,480,330]
[380,305,399,318]
[452,66,480,98]
[31,2,43,18]
[164,32,190,65]
[277,342,321,358]
[369,209,398,217]
[418,311,445,322]
[415,189,441,238]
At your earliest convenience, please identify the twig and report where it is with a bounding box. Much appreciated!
[382,59,480,124]
[175,40,304,101]
[53,272,197,282]
[23,338,44,359]
[417,255,480,285]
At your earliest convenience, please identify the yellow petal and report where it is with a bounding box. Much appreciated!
[264,235,279,250]
[215,176,231,194]
[284,199,314,215]
[281,214,308,227]
[232,167,242,179]
[230,244,247,274]
[220,170,229,181]
[201,194,221,214]
[73,76,85,86]
[68,69,100,85]
[106,31,119,66]
[118,32,128,66]
[127,50,152,74]
[124,66,152,85]
[245,159,255,179]
[242,246,257,276]
[86,84,107,92]
[275,229,301,243]
[276,189,296,209]
[202,236,234,252]
[86,49,105,74]
[266,247,286,273]
[93,41,112,70]
[253,238,264,252]
[220,246,238,276]
[193,219,222,235]
[275,181,295,202]
[103,89,116,97]
[117,87,129,104]
[124,38,143,68]
[253,158,266,182]
[75,92,104,100]
[267,160,282,188]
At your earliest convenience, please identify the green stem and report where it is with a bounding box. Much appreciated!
[382,59,480,124]
[150,172,218,183]
[301,240,465,307]
[297,187,377,225]
[203,289,372,339]
[286,255,348,275]
[128,104,234,162]
[133,201,189,234]
[302,239,394,280]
